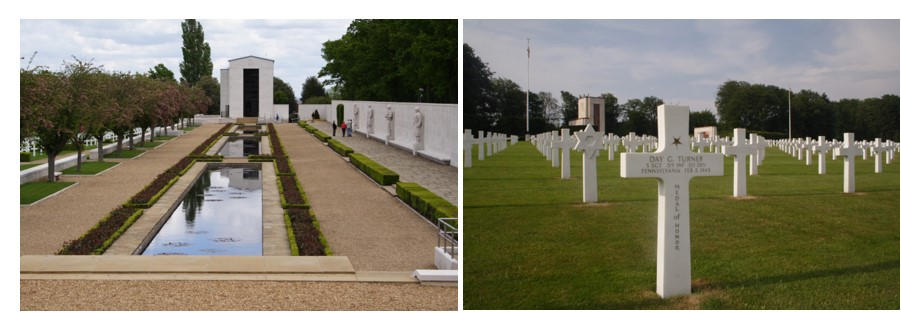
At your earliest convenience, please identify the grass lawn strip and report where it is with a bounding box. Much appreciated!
[103,149,145,159]
[61,162,120,175]
[154,135,177,141]
[135,141,165,149]
[463,143,899,309]
[20,164,40,171]
[21,181,77,205]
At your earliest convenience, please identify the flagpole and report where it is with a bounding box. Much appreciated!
[526,38,531,134]
[788,84,792,140]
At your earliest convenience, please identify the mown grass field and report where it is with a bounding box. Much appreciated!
[61,161,119,175]
[103,149,145,159]
[462,141,899,309]
[21,181,76,205]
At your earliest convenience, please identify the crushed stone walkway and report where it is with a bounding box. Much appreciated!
[306,119,458,205]
[20,124,220,255]
[275,123,438,271]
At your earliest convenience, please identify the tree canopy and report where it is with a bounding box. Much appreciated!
[319,19,457,103]
[300,76,327,103]
[179,19,213,87]
[148,63,176,83]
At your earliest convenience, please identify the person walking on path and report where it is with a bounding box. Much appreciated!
[347,120,353,137]
[341,121,347,137]
[332,121,337,136]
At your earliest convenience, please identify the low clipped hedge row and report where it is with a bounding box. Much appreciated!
[349,153,399,186]
[57,123,232,255]
[58,205,142,255]
[268,123,329,256]
[21,152,31,162]
[285,208,329,256]
[327,139,354,157]
[190,123,234,155]
[395,182,457,225]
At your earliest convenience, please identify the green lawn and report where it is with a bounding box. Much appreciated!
[154,135,178,141]
[103,149,145,159]
[21,145,97,163]
[135,141,165,149]
[463,142,899,309]
[20,164,40,171]
[21,181,76,205]
[61,161,119,175]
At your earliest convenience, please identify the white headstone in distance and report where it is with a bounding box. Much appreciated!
[872,138,887,173]
[834,133,862,193]
[486,132,494,157]
[859,141,869,161]
[812,136,831,175]
[574,125,605,203]
[620,105,724,299]
[607,133,618,161]
[623,132,641,153]
[510,135,519,145]
[723,129,756,197]
[551,129,577,179]
[463,129,475,168]
[550,131,561,168]
[803,137,814,166]
[831,139,839,160]
[477,131,486,161]
[748,134,760,176]
[754,135,767,166]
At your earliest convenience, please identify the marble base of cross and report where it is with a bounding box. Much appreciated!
[621,105,724,298]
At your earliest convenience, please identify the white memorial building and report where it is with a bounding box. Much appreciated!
[220,56,288,122]
[568,96,605,133]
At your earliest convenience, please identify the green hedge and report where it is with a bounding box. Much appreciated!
[312,129,331,142]
[349,153,399,186]
[327,139,354,157]
[189,155,225,162]
[309,209,332,255]
[129,175,179,209]
[284,211,300,256]
[277,174,310,209]
[21,152,31,162]
[395,182,457,224]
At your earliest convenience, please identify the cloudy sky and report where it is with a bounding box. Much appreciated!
[19,19,353,97]
[463,19,900,113]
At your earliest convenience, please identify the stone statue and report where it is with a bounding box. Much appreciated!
[413,106,424,155]
[385,105,394,144]
[353,104,359,130]
[366,104,374,138]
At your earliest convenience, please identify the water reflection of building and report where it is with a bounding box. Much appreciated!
[218,138,261,157]
[220,167,262,190]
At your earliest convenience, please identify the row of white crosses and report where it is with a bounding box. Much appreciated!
[772,136,897,177]
[461,129,518,168]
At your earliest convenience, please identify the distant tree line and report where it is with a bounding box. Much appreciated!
[716,80,898,141]
[320,19,457,104]
[465,43,899,141]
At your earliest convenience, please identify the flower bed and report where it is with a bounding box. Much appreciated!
[285,208,328,256]
[57,205,142,255]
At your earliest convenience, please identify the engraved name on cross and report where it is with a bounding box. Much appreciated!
[620,105,724,298]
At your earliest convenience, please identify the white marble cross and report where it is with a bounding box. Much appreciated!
[574,125,606,203]
[831,139,839,160]
[551,129,577,179]
[607,133,619,161]
[620,105,724,298]
[834,133,863,193]
[871,138,888,173]
[549,131,561,168]
[476,131,487,160]
[812,136,831,175]
[723,129,756,197]
[802,137,815,166]
[463,129,475,168]
[485,132,494,157]
[622,132,641,153]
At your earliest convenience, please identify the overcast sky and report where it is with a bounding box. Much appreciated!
[19,19,353,97]
[463,19,900,113]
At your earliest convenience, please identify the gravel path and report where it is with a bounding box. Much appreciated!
[306,120,458,204]
[20,124,220,255]
[275,124,437,271]
[21,280,457,310]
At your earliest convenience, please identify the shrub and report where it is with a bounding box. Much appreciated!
[130,172,178,207]
[285,208,326,256]
[349,153,399,185]
[248,154,275,162]
[396,182,458,224]
[278,175,309,209]
[312,129,331,142]
[223,132,239,136]
[20,152,31,162]
[327,139,354,157]
[312,109,320,119]
[57,205,141,255]
[189,155,225,162]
